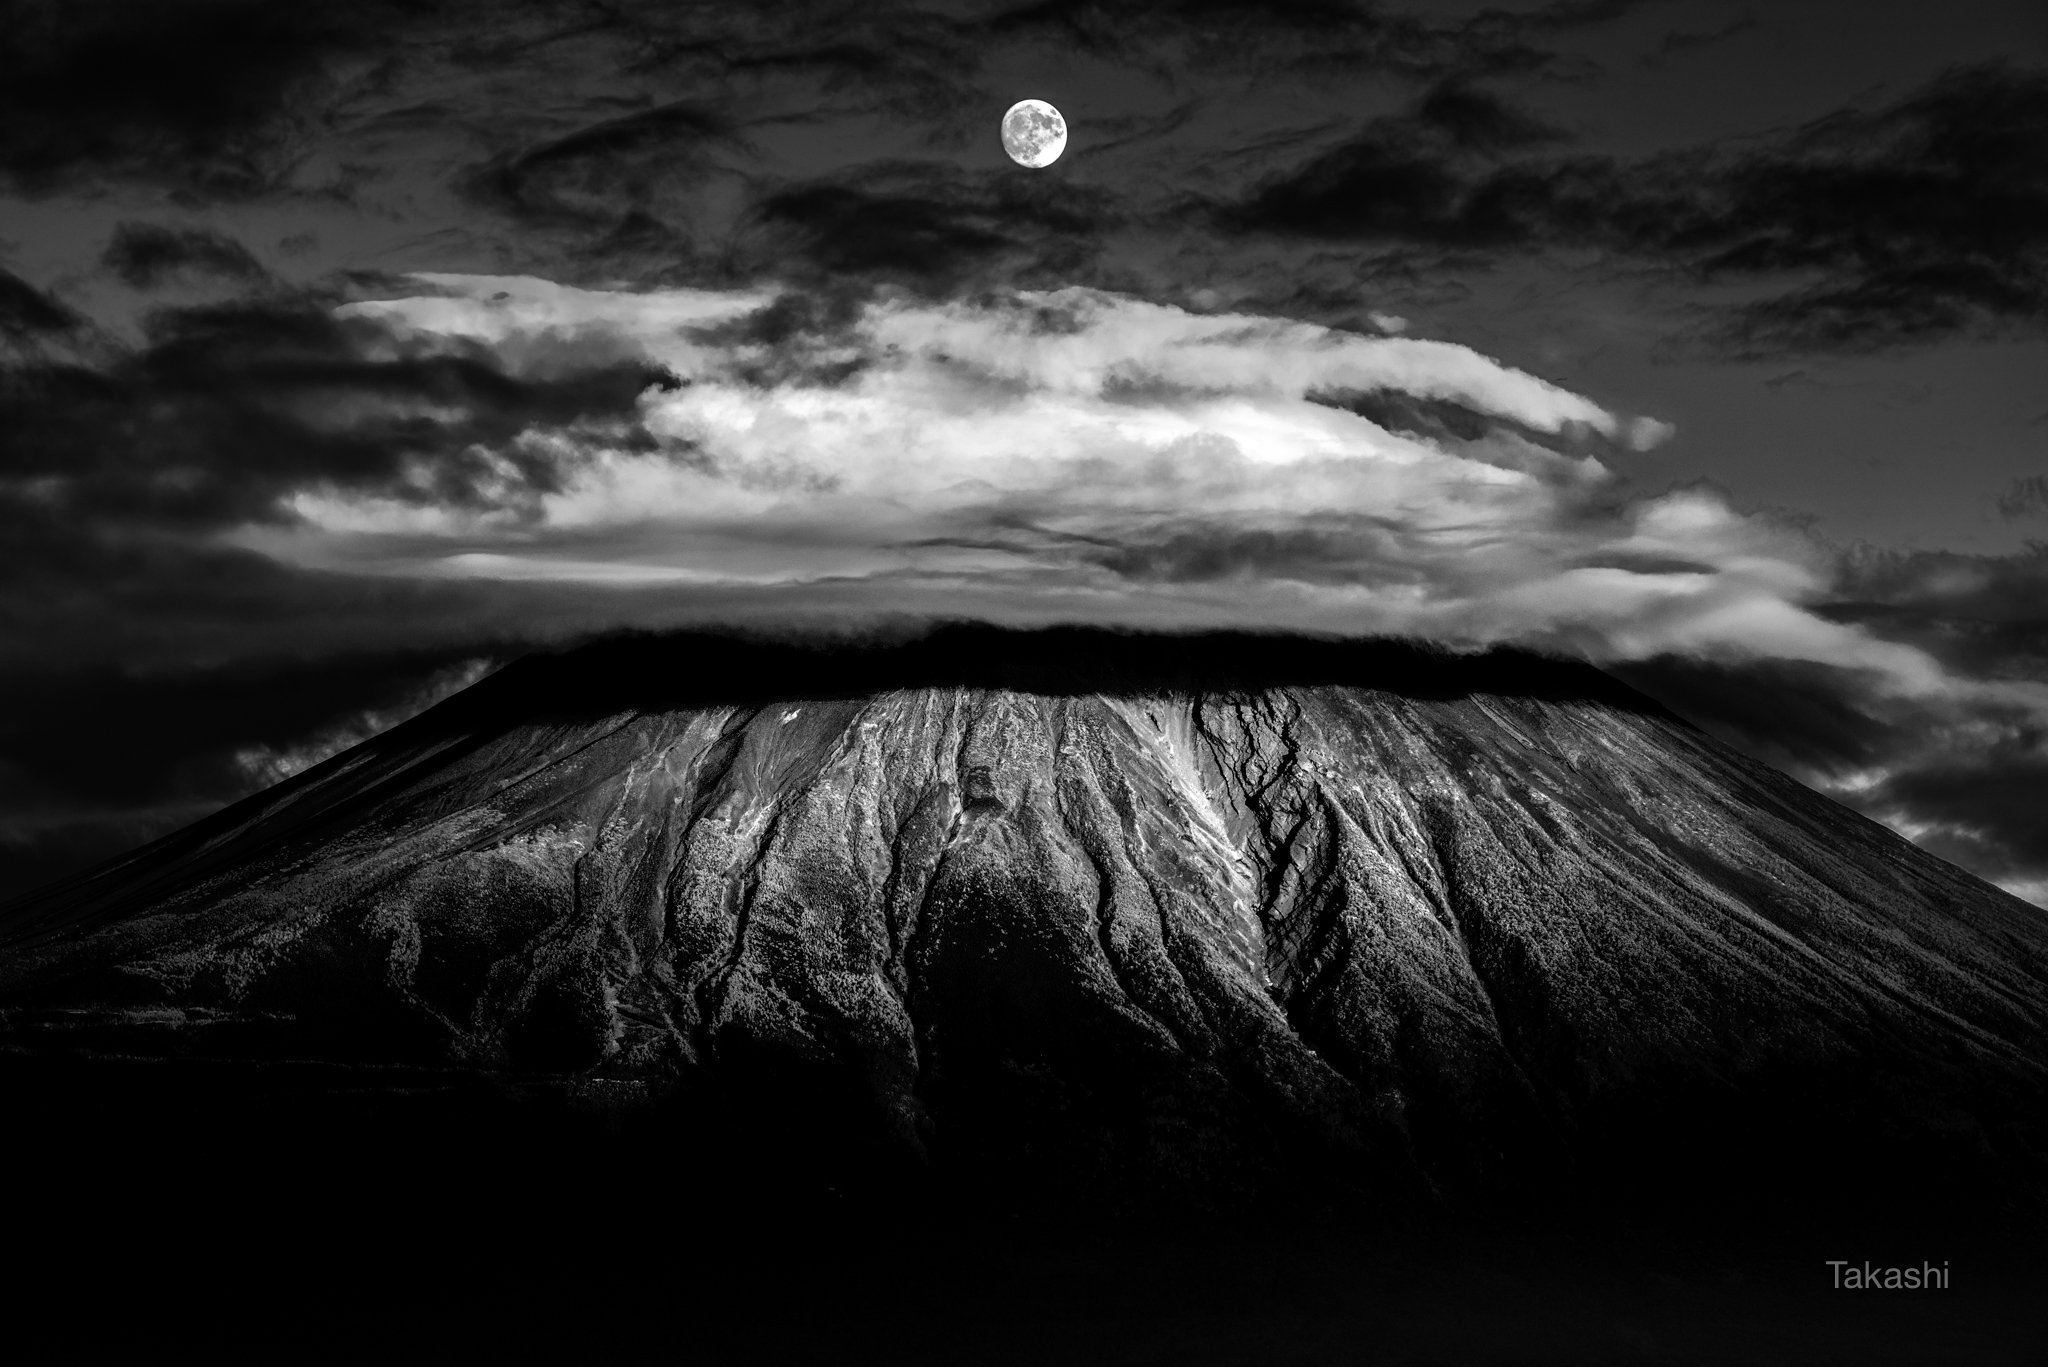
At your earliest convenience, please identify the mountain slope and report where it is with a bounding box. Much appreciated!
[4,627,2045,1220]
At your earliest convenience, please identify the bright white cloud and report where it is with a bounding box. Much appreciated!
[264,274,2048,720]
[343,273,774,350]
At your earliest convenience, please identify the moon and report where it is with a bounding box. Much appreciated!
[1001,99,1067,168]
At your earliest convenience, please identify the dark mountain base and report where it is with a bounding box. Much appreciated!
[8,1055,2044,1364]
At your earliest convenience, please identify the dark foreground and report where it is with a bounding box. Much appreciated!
[8,1057,2043,1365]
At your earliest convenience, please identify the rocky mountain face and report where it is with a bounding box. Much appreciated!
[5,627,2047,1226]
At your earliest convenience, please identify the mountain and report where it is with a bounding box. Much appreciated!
[5,625,2047,1234]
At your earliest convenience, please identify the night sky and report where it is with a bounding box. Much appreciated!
[1,0,2044,905]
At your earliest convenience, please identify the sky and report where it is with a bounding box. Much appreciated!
[1,0,2044,904]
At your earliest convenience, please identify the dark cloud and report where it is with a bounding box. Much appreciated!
[1998,476,2048,521]
[0,0,401,192]
[1866,754,2048,883]
[468,101,739,227]
[1217,77,1579,245]
[1640,11,1759,68]
[757,181,1009,279]
[1413,81,1566,154]
[1672,59,2046,354]
[1815,555,2048,754]
[1305,384,1659,466]
[0,1,1658,302]
[101,222,268,288]
[1227,63,2048,354]
[0,275,706,719]
[0,295,680,532]
[0,267,80,338]
[1312,386,1502,442]
[1226,128,1477,242]
[1832,543,2048,633]
[748,164,1120,286]
[0,267,101,368]
[421,0,1648,279]
[1087,522,1390,585]
[979,0,1380,61]
[979,0,1648,81]
[0,489,727,680]
[679,287,877,386]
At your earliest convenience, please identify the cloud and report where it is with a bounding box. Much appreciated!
[468,101,741,227]
[0,0,1662,298]
[747,163,1123,285]
[1869,755,2048,891]
[150,271,2006,726]
[12,1,2024,368]
[315,276,1644,577]
[1225,63,2048,354]
[1410,81,1567,154]
[1998,476,2048,521]
[0,1,397,192]
[1615,538,2048,907]
[23,0,2009,370]
[101,222,268,289]
[0,267,81,339]
[1620,647,2048,909]
[1640,11,1759,69]
[977,0,1649,82]
[229,656,498,786]
[0,267,107,368]
[0,290,687,534]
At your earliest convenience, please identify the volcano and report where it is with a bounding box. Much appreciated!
[5,626,2047,1234]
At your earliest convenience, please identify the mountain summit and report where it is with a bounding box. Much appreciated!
[5,626,2045,1223]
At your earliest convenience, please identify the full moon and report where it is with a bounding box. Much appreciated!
[1001,99,1067,168]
